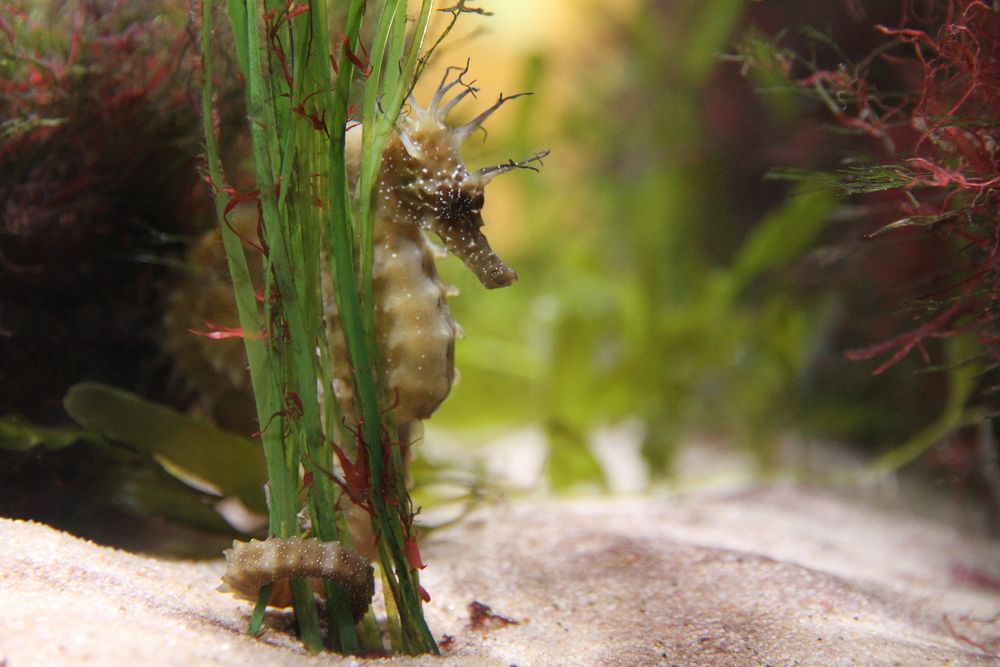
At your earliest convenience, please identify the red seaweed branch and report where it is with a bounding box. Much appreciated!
[767,1,1000,374]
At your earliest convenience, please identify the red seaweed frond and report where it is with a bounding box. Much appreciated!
[776,1,1000,374]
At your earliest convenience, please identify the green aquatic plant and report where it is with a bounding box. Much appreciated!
[201,0,437,652]
[0,0,206,424]
[200,0,531,654]
[740,1,1000,482]
[434,0,838,485]
[1,382,265,555]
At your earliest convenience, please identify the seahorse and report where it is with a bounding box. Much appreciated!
[168,67,545,601]
[325,66,547,439]
[167,66,544,437]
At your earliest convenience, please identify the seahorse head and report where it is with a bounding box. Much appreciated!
[377,65,547,289]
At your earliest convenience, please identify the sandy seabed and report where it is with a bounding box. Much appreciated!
[1,485,999,666]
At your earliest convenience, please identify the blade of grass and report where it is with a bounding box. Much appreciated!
[207,0,440,652]
[309,0,437,653]
[205,0,324,649]
[202,0,298,542]
[247,582,273,636]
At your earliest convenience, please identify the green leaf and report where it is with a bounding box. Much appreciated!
[0,417,80,451]
[872,336,989,474]
[545,422,607,492]
[680,0,748,85]
[63,382,266,512]
[109,464,240,537]
[732,186,835,286]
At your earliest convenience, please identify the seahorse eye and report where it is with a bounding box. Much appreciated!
[436,188,478,224]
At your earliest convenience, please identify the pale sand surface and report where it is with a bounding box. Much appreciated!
[1,485,999,666]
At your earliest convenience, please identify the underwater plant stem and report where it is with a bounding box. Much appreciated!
[206,0,438,653]
[202,0,298,541]
[309,0,437,654]
[248,1,329,651]
[247,582,273,636]
[205,0,327,650]
[872,336,990,475]
[358,0,433,318]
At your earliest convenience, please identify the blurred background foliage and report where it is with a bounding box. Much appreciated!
[3,0,998,550]
[425,0,974,491]
[431,1,835,487]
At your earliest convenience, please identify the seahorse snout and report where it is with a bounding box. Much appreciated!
[426,215,517,289]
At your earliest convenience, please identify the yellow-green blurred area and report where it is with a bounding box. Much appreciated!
[3,0,994,550]
[409,0,962,492]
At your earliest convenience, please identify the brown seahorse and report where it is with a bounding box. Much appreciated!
[166,66,544,438]
[166,68,545,604]
[326,67,547,437]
